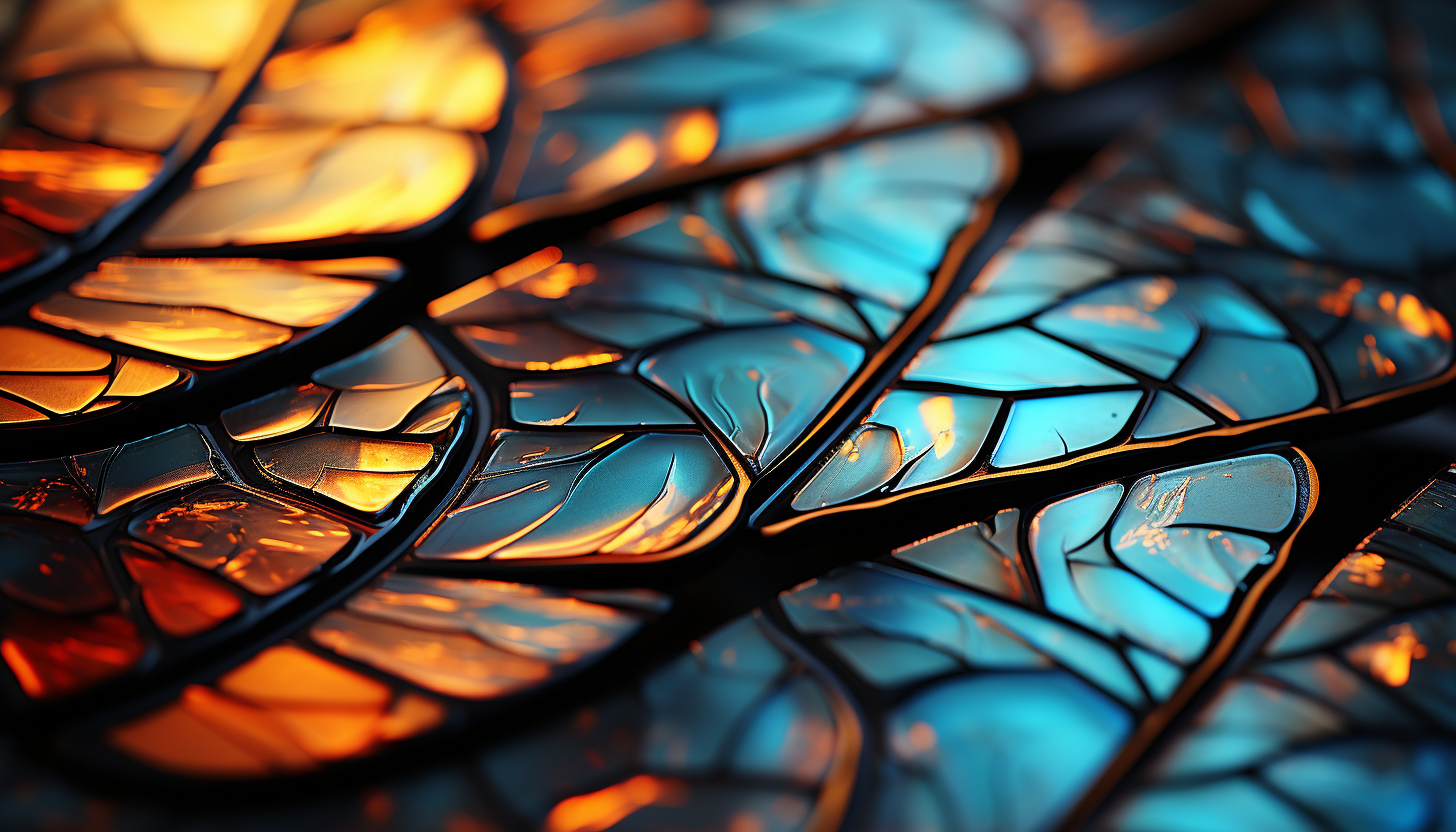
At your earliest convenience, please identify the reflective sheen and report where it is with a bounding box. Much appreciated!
[128,484,353,596]
[311,574,666,698]
[417,431,734,561]
[108,644,443,777]
[1105,467,1456,832]
[0,327,187,425]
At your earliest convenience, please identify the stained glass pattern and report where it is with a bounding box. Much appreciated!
[142,0,497,249]
[777,450,1313,831]
[421,123,1012,563]
[1102,469,1456,832]
[478,612,858,832]
[0,0,289,276]
[785,2,1456,519]
[474,0,1255,236]
[0,331,470,702]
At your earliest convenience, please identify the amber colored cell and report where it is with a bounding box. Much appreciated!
[221,383,333,441]
[0,373,107,414]
[255,434,433,512]
[399,391,463,434]
[543,775,688,832]
[0,215,47,274]
[312,326,445,390]
[13,0,272,77]
[109,646,443,777]
[453,322,622,371]
[70,257,381,327]
[107,702,274,778]
[0,460,93,525]
[0,128,162,233]
[104,356,182,397]
[0,519,113,614]
[314,469,424,513]
[128,483,352,595]
[244,0,507,131]
[0,609,143,699]
[97,425,216,514]
[0,397,47,424]
[142,124,476,248]
[310,610,553,699]
[0,326,110,372]
[30,68,213,151]
[30,292,295,362]
[221,644,391,708]
[329,379,445,432]
[120,546,242,637]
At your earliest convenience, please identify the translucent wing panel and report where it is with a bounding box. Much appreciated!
[0,257,400,428]
[786,4,1456,519]
[0,328,473,702]
[141,0,500,249]
[474,0,1254,236]
[1102,469,1456,832]
[0,0,290,276]
[419,124,1012,564]
[778,449,1313,831]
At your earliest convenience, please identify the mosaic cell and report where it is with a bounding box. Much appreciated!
[779,449,1313,831]
[0,0,287,273]
[108,644,443,778]
[1103,468,1456,832]
[786,4,1456,519]
[311,574,667,699]
[474,0,1252,235]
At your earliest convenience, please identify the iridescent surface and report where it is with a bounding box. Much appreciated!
[142,0,497,249]
[479,613,857,832]
[779,450,1311,831]
[790,1,1456,515]
[0,326,187,425]
[311,575,667,698]
[475,0,1248,234]
[1103,470,1456,832]
[0,0,286,270]
[230,327,460,513]
[426,124,1010,562]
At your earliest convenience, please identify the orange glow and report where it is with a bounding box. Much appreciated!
[221,384,333,441]
[0,374,107,414]
[490,0,608,33]
[122,549,242,637]
[145,124,476,248]
[30,292,294,362]
[0,611,144,699]
[109,644,442,776]
[566,130,657,194]
[105,357,181,397]
[247,0,507,131]
[520,262,597,298]
[1350,623,1428,686]
[602,203,669,240]
[0,128,162,233]
[664,108,718,166]
[1316,278,1362,317]
[918,395,957,459]
[517,0,710,87]
[544,775,687,832]
[0,326,110,372]
[30,68,213,152]
[1396,293,1452,340]
[13,0,270,78]
[427,247,563,317]
[256,434,434,512]
[70,257,381,328]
